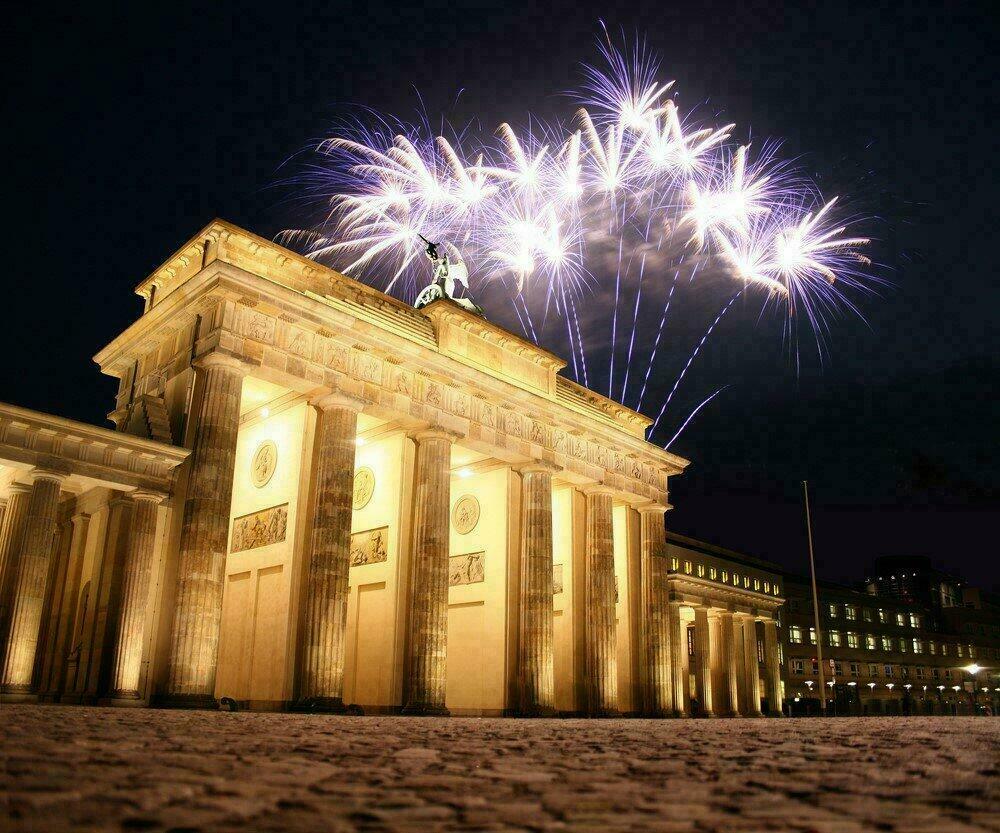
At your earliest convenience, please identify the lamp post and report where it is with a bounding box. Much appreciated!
[963,663,982,715]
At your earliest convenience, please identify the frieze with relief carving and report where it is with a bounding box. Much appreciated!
[231,503,288,553]
[449,552,484,586]
[350,526,389,566]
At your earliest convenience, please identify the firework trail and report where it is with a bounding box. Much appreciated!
[281,29,873,448]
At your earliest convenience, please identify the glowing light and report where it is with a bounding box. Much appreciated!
[355,437,366,447]
[964,664,982,675]
[456,468,473,479]
[260,407,270,419]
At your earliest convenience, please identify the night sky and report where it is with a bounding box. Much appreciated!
[4,2,997,589]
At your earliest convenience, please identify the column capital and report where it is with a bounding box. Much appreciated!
[5,482,32,497]
[580,483,614,497]
[310,391,367,413]
[28,468,69,486]
[635,501,668,517]
[517,459,561,476]
[410,427,461,444]
[129,489,167,505]
[193,351,250,375]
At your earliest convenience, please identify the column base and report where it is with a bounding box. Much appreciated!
[293,696,354,714]
[517,704,558,718]
[0,689,38,704]
[100,696,149,709]
[401,702,450,716]
[588,708,620,719]
[153,693,220,710]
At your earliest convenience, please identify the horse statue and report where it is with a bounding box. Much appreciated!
[413,235,484,316]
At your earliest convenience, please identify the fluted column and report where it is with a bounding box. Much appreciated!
[163,353,246,707]
[720,611,741,716]
[763,618,783,716]
[741,614,763,716]
[108,491,165,699]
[692,606,715,717]
[668,600,687,716]
[296,394,363,712]
[639,505,673,716]
[1,471,65,693]
[517,461,558,716]
[0,484,32,656]
[584,487,617,716]
[402,429,454,715]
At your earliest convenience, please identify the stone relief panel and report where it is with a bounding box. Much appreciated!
[353,467,375,510]
[231,503,288,553]
[451,494,480,535]
[350,526,389,566]
[553,563,564,595]
[449,552,485,586]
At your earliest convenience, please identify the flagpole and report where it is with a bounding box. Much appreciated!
[803,480,827,715]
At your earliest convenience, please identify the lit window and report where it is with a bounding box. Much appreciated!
[721,570,728,583]
[968,645,975,659]
[789,625,803,643]
[845,605,857,621]
[709,567,717,580]
[697,564,705,578]
[862,608,873,622]
[828,603,838,618]
[847,632,859,649]
[884,664,894,678]
[671,557,679,571]
[808,627,816,645]
[732,573,740,587]
[878,609,887,623]
[850,662,860,677]
[881,636,892,652]
[896,612,906,627]
[912,639,923,654]
[684,560,693,575]
[941,644,948,656]
[909,613,920,629]
[773,585,780,596]
[865,634,876,651]
[957,644,964,658]
[928,641,936,655]
[792,659,805,675]
[829,630,842,647]
[763,581,770,593]
[744,576,750,589]
[868,663,879,677]
[753,578,760,591]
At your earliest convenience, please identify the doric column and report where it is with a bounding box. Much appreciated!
[692,606,715,717]
[296,393,363,712]
[720,611,741,716]
[639,505,673,716]
[163,353,246,707]
[583,486,617,716]
[668,600,687,716]
[517,461,558,716]
[763,618,783,716]
[0,484,32,654]
[741,614,763,716]
[402,429,454,715]
[1,470,66,693]
[108,491,165,699]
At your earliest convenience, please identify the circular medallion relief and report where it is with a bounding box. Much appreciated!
[353,466,375,510]
[452,494,480,535]
[251,440,277,488]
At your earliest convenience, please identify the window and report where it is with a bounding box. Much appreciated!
[721,570,728,583]
[834,661,844,676]
[732,573,740,586]
[944,669,952,680]
[811,658,819,675]
[671,557,679,571]
[684,560,693,575]
[828,603,839,618]
[847,632,859,649]
[909,613,920,628]
[916,667,925,679]
[773,584,781,596]
[863,608,873,622]
[901,665,909,679]
[850,662,860,677]
[884,664,894,678]
[753,578,760,591]
[792,659,805,675]
[808,627,817,645]
[757,639,764,663]
[969,645,976,659]
[929,641,936,655]
[898,638,907,653]
[696,564,705,578]
[763,581,770,594]
[881,636,893,651]
[912,639,923,654]
[896,612,906,627]
[869,663,879,678]
[709,567,717,581]
[941,643,948,656]
[829,630,842,647]
[957,644,964,658]
[932,668,940,679]
[878,609,887,623]
[845,605,857,621]
[865,634,876,651]
[789,625,803,643]
[687,627,695,656]
[744,576,751,589]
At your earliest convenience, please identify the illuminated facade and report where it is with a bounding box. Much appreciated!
[0,220,785,716]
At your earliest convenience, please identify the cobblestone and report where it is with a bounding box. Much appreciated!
[1,706,997,832]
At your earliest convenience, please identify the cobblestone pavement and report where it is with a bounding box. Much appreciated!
[1,706,998,833]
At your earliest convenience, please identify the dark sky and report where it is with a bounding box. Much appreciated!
[4,1,997,588]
